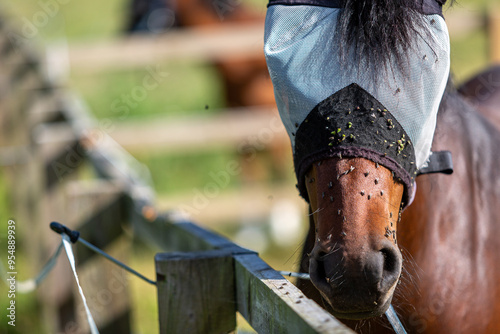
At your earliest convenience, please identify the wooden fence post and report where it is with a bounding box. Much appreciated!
[155,250,236,334]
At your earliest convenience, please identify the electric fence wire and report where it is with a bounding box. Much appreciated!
[0,222,158,333]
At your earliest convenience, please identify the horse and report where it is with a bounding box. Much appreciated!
[263,0,500,333]
[297,74,500,333]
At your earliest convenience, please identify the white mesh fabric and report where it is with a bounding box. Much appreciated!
[264,5,450,169]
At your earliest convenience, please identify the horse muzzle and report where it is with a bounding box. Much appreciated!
[305,157,404,319]
[309,238,402,319]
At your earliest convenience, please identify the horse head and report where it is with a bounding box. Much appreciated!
[264,0,452,320]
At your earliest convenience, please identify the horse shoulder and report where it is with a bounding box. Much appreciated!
[397,91,500,333]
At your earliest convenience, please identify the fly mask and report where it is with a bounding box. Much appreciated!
[264,0,452,207]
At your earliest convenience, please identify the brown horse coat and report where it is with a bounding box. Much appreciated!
[395,78,500,333]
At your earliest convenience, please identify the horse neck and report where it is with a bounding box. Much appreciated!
[394,88,500,333]
[399,87,500,273]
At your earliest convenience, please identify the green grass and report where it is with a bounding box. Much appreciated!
[70,61,225,120]
[2,0,126,42]
[128,242,159,334]
[448,0,493,11]
[133,146,295,196]
[134,149,242,195]
[451,29,489,84]
[446,0,493,84]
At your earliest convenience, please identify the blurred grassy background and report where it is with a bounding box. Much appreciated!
[0,0,497,333]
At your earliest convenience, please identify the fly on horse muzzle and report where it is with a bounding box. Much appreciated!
[264,0,453,319]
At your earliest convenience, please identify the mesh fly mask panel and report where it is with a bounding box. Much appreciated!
[264,2,450,206]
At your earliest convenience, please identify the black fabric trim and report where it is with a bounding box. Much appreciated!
[294,83,417,207]
[417,150,453,175]
[268,0,342,9]
[267,0,443,16]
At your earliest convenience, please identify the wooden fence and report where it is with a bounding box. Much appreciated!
[64,8,500,72]
[0,16,354,334]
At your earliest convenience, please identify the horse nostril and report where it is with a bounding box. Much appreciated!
[381,247,397,272]
[310,247,341,286]
[381,248,398,272]
[316,250,328,260]
[379,246,402,289]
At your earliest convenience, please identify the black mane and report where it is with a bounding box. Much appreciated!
[337,0,450,73]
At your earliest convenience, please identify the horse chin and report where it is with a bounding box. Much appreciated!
[327,297,393,320]
[328,283,396,320]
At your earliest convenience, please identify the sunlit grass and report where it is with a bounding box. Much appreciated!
[129,242,159,334]
[70,61,225,120]
[134,149,241,195]
[2,0,125,42]
[451,29,489,84]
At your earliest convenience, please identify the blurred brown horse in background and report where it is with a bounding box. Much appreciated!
[125,0,274,107]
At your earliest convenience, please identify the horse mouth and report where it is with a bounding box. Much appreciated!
[309,253,399,320]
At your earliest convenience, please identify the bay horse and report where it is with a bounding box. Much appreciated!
[263,0,500,333]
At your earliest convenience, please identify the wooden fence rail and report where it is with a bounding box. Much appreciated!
[133,210,353,333]
[67,23,265,72]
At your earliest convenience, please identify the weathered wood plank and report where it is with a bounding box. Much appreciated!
[75,192,128,266]
[76,241,133,334]
[43,138,85,188]
[0,19,353,333]
[139,214,352,333]
[156,250,236,334]
[109,107,286,153]
[27,90,68,126]
[68,23,264,71]
[0,20,136,334]
[234,253,354,334]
